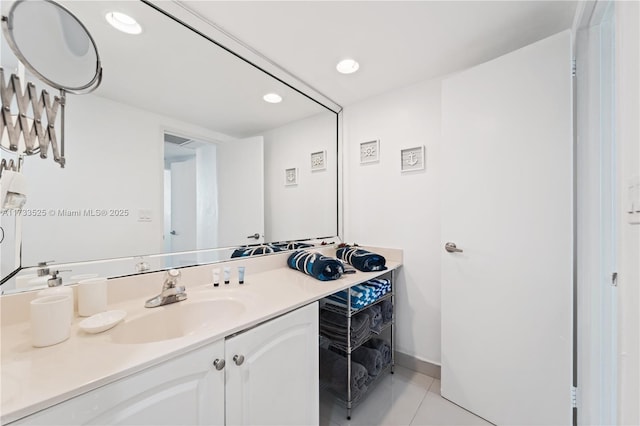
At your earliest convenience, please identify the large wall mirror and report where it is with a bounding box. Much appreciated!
[0,0,339,292]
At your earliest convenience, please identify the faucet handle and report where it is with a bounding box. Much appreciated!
[37,260,56,277]
[46,269,70,287]
[162,269,181,291]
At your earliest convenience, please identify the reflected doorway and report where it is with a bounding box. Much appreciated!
[163,132,218,259]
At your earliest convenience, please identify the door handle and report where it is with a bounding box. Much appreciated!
[445,242,463,253]
[170,230,178,235]
[246,233,260,240]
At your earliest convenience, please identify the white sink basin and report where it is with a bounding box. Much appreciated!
[110,299,245,344]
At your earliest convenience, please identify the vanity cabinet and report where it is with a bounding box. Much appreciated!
[11,302,318,426]
[225,301,319,425]
[12,339,226,425]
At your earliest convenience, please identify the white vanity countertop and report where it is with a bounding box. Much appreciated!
[0,248,401,424]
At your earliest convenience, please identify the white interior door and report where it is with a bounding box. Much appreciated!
[216,136,264,247]
[441,31,573,425]
[170,158,197,252]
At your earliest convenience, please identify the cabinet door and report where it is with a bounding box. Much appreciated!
[225,302,319,426]
[13,340,225,426]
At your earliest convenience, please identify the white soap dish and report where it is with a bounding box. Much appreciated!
[79,310,127,334]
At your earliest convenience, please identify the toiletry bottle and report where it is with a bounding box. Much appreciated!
[212,268,220,287]
[238,266,245,284]
[223,267,231,284]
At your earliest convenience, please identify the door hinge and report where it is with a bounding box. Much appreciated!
[572,58,577,77]
[571,386,578,408]
[612,272,618,287]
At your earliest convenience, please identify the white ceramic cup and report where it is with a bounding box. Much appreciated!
[37,286,74,321]
[77,277,108,317]
[30,295,72,347]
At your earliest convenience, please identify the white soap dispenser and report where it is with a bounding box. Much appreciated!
[37,271,74,321]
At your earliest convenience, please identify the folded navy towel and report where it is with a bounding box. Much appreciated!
[326,293,370,310]
[287,250,344,281]
[319,347,368,401]
[336,246,387,272]
[364,338,392,367]
[231,244,282,258]
[362,278,391,296]
[351,346,383,377]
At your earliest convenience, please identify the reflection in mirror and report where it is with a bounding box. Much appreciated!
[2,0,102,92]
[0,0,339,292]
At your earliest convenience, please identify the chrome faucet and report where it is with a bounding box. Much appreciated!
[145,269,187,308]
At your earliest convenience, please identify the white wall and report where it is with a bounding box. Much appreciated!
[196,145,218,250]
[262,112,337,242]
[13,93,230,267]
[217,136,264,247]
[615,1,640,424]
[343,78,442,364]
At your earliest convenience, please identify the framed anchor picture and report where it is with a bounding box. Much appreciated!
[400,146,425,172]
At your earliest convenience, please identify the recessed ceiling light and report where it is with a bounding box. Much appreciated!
[105,11,142,35]
[263,93,282,104]
[336,59,360,74]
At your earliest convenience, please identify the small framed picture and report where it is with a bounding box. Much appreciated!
[360,140,380,164]
[284,167,298,186]
[400,146,425,172]
[310,150,326,171]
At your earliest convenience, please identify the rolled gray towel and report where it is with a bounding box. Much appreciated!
[319,347,368,400]
[380,299,393,323]
[351,346,383,377]
[364,338,391,367]
[366,304,383,334]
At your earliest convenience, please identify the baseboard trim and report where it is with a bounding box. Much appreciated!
[395,351,441,379]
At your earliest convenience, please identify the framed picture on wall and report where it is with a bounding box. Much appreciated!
[310,150,326,171]
[360,140,380,164]
[400,146,425,172]
[284,167,298,186]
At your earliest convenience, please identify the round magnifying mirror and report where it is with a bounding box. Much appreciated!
[2,0,102,94]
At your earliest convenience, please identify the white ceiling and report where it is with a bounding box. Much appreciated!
[1,0,331,139]
[182,1,578,106]
[1,1,577,136]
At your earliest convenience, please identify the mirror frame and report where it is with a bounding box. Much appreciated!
[0,0,344,290]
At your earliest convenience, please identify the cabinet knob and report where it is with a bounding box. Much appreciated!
[233,354,245,366]
[213,358,225,370]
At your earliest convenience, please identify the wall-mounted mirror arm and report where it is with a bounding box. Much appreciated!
[0,68,65,165]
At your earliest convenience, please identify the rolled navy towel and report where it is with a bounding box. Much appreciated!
[336,246,387,272]
[273,241,314,250]
[231,244,282,258]
[287,250,344,281]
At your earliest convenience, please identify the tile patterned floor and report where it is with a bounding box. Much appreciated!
[320,366,493,426]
